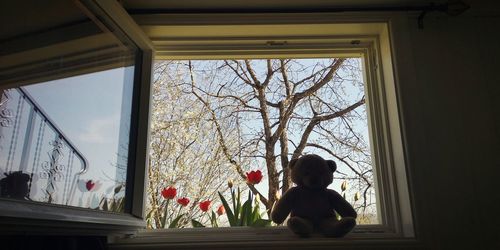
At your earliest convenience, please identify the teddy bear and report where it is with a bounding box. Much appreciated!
[0,171,31,199]
[271,154,357,237]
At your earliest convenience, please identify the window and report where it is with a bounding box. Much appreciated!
[147,57,378,229]
[0,68,133,211]
[0,0,152,231]
[111,14,415,246]
[1,1,415,247]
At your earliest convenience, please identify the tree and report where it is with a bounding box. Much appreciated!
[176,58,375,220]
[146,61,246,228]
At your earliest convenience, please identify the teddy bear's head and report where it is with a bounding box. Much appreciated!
[289,154,337,189]
[0,171,31,199]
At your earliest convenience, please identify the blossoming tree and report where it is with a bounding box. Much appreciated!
[149,58,377,227]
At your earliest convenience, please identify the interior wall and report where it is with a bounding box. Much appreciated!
[2,1,500,248]
[398,12,500,249]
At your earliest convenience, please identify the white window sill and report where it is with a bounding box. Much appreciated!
[109,226,419,249]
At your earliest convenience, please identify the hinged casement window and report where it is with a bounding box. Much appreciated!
[0,0,153,233]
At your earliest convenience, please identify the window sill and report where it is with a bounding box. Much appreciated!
[0,198,145,235]
[109,227,419,249]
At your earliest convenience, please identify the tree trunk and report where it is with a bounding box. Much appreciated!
[265,143,278,211]
[279,102,292,192]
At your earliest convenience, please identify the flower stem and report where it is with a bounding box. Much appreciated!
[161,199,170,228]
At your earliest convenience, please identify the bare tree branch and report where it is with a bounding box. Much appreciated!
[188,61,269,207]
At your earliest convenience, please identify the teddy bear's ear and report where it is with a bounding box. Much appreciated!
[288,158,299,169]
[327,160,337,172]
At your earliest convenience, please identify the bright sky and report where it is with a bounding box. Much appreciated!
[14,58,372,215]
[24,66,134,207]
[187,59,371,199]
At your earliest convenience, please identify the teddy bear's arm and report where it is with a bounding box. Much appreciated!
[328,190,358,218]
[271,187,297,224]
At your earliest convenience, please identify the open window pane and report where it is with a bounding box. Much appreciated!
[0,1,137,213]
[147,58,378,229]
[0,67,134,211]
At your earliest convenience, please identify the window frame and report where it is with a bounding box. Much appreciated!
[116,12,417,245]
[0,1,418,246]
[0,0,154,234]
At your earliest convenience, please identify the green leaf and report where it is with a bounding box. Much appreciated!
[160,199,170,228]
[231,188,236,216]
[239,202,247,226]
[219,191,236,226]
[102,199,108,211]
[117,198,125,212]
[211,211,218,228]
[251,219,272,227]
[111,200,117,211]
[240,198,252,226]
[145,208,155,220]
[191,219,205,228]
[246,191,253,226]
[251,203,260,222]
[235,187,241,221]
[168,214,184,228]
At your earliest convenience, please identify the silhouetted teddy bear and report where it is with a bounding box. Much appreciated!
[0,171,31,199]
[271,154,357,237]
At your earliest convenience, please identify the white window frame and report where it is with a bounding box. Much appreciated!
[110,12,418,248]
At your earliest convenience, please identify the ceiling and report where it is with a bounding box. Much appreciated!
[121,0,430,12]
[0,0,86,41]
[0,0,496,42]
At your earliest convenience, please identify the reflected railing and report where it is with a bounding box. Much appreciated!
[0,87,88,206]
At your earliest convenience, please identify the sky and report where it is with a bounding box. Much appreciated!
[157,58,378,224]
[21,66,134,208]
[187,58,372,199]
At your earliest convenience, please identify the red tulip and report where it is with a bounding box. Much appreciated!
[161,187,177,199]
[86,180,95,191]
[246,170,263,185]
[216,205,225,216]
[177,197,190,206]
[199,200,211,212]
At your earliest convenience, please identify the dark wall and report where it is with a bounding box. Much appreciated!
[1,236,107,250]
[400,12,500,249]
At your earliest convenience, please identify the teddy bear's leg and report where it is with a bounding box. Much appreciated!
[287,216,314,237]
[319,217,356,238]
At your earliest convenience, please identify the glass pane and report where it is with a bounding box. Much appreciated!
[147,58,377,229]
[0,3,136,213]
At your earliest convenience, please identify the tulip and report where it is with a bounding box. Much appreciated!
[177,197,190,206]
[161,187,177,199]
[216,205,225,216]
[86,180,95,191]
[246,170,263,185]
[199,200,211,212]
[354,192,361,202]
[227,179,234,189]
[341,180,347,192]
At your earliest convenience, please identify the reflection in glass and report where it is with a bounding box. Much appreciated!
[0,2,137,212]
[0,66,134,212]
